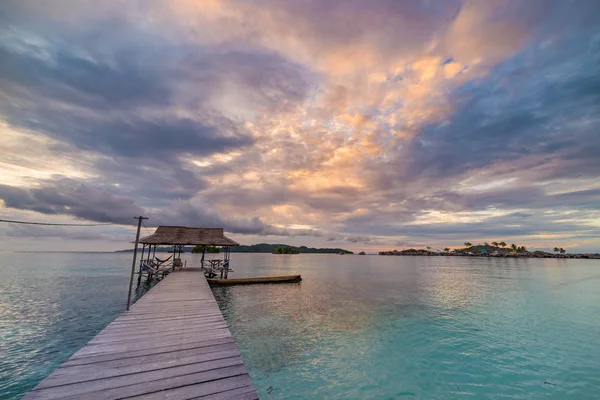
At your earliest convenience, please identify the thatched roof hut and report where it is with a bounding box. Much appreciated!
[139,226,239,246]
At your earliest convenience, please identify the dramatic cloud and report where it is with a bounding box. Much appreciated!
[0,179,144,224]
[0,0,599,252]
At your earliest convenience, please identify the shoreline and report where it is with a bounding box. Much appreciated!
[379,250,600,259]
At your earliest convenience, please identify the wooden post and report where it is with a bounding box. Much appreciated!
[140,244,145,266]
[127,216,148,311]
[224,247,230,279]
[137,244,145,287]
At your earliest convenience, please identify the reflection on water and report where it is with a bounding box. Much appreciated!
[213,254,600,399]
[1,252,600,399]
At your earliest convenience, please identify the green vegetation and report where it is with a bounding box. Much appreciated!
[456,241,529,254]
[381,241,595,258]
[230,243,353,254]
[191,245,220,254]
[273,246,300,254]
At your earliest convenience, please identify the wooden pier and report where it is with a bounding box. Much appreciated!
[24,269,258,400]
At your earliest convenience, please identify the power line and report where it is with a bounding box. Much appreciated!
[142,221,153,236]
[0,218,113,226]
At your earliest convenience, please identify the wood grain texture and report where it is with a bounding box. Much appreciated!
[23,270,258,399]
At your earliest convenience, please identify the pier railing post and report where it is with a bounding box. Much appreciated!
[127,216,148,310]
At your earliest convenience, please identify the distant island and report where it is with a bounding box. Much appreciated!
[273,246,300,254]
[116,243,353,254]
[380,242,600,259]
[230,243,352,254]
[191,245,219,253]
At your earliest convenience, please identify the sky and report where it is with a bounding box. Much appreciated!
[0,0,599,252]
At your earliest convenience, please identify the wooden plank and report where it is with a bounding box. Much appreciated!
[90,319,228,335]
[38,351,243,387]
[57,343,238,371]
[198,385,260,400]
[24,269,258,399]
[88,319,227,337]
[70,330,233,357]
[125,375,256,400]
[88,323,229,343]
[98,316,226,331]
[25,365,249,400]
[35,355,244,391]
[86,326,231,345]
[114,311,222,320]
[63,338,236,367]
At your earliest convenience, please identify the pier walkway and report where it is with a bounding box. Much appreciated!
[24,269,258,400]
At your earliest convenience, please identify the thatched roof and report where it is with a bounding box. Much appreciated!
[139,226,239,246]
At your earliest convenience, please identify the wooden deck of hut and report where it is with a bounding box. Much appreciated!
[24,226,258,400]
[136,226,239,284]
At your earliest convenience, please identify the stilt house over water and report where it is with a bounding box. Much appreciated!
[137,226,239,283]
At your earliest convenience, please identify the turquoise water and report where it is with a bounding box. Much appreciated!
[212,254,600,399]
[0,252,151,399]
[1,253,600,399]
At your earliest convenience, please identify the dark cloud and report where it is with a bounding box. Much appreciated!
[342,211,600,240]
[0,178,382,244]
[153,200,327,237]
[92,159,206,204]
[401,33,600,182]
[0,40,256,160]
[3,224,130,241]
[337,184,600,242]
[0,180,331,238]
[0,6,314,208]
[0,180,144,224]
[0,45,170,109]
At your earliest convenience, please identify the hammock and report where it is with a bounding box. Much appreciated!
[154,254,173,264]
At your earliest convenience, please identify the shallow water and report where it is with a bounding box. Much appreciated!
[1,253,600,399]
[212,254,600,399]
[0,252,151,399]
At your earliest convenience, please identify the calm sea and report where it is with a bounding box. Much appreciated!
[1,253,599,399]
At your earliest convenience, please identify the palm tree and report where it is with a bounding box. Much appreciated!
[499,241,506,248]
[464,242,472,248]
[511,244,517,251]
[444,247,450,252]
[492,241,499,247]
[519,246,527,253]
[553,247,560,254]
[560,248,566,254]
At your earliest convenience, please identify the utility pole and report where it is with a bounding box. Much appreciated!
[127,216,148,310]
